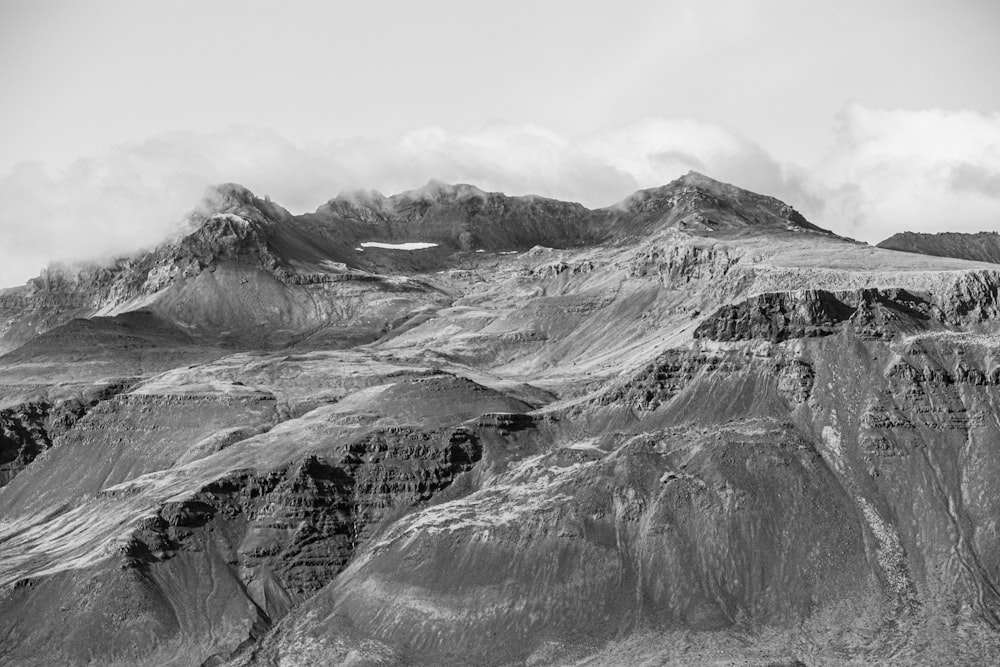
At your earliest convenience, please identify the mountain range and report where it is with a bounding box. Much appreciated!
[1,172,1000,666]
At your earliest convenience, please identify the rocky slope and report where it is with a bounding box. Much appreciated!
[877,231,1000,264]
[2,174,1000,666]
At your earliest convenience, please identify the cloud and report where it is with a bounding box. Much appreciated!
[1,106,999,288]
[950,163,1000,198]
[0,127,350,288]
[809,104,1000,242]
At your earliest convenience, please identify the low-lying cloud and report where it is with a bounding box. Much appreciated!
[1,105,998,288]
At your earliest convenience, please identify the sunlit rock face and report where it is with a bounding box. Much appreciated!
[2,173,1000,666]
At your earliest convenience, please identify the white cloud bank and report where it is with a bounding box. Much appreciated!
[811,104,1000,241]
[1,105,998,288]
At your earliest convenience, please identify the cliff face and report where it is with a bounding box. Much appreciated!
[0,403,51,487]
[2,175,1000,666]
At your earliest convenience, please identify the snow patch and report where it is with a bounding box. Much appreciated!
[360,242,439,250]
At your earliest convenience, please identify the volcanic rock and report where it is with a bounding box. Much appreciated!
[2,174,1000,666]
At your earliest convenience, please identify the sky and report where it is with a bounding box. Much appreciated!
[1,0,999,287]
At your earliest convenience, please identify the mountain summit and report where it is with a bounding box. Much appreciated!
[611,170,828,236]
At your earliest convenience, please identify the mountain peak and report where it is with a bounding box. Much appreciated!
[394,180,489,203]
[194,183,291,227]
[332,188,389,206]
[610,172,829,236]
[206,181,257,201]
[678,169,717,184]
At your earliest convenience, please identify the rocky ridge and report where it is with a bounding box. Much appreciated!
[878,230,1000,264]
